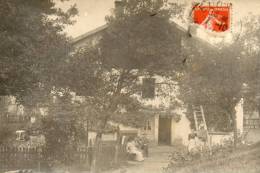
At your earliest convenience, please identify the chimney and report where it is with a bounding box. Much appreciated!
[114,0,124,16]
[115,0,123,7]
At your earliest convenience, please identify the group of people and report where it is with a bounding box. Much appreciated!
[188,124,209,155]
[124,125,209,161]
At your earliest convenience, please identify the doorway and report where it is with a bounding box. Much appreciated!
[158,116,172,145]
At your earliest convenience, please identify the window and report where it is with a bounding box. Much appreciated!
[144,120,152,131]
[142,78,155,99]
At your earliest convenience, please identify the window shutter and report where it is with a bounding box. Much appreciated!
[142,78,155,98]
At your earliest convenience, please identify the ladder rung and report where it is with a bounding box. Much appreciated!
[193,105,211,151]
[192,106,200,110]
[195,116,203,119]
[193,105,207,130]
[194,110,202,113]
[194,112,202,115]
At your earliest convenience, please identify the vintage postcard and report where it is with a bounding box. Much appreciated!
[0,0,260,173]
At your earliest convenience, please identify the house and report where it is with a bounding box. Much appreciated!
[0,96,27,123]
[71,0,256,146]
[71,0,194,146]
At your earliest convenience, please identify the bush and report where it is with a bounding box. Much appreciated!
[164,142,235,173]
[0,125,12,145]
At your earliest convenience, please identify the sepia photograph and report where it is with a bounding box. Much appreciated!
[0,0,260,173]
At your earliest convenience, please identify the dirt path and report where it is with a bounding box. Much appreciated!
[104,146,174,173]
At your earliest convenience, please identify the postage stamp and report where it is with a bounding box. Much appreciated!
[192,3,232,32]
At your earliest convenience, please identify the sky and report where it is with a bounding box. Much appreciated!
[57,0,260,38]
[57,0,114,38]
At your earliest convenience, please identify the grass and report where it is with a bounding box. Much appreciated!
[169,143,260,173]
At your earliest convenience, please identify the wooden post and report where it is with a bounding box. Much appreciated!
[114,126,120,164]
[37,147,41,172]
[86,119,89,146]
[91,134,101,173]
[232,110,238,148]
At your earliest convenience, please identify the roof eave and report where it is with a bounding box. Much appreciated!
[72,24,108,44]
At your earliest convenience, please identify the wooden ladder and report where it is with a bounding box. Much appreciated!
[193,105,207,131]
[192,105,212,153]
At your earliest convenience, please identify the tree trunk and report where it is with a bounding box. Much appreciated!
[91,133,102,173]
[90,70,126,172]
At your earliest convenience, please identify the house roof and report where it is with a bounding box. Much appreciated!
[72,21,216,49]
[72,24,108,44]
[72,22,186,44]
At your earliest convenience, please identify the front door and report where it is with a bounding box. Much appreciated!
[158,117,171,145]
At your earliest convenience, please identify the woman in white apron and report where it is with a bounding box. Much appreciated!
[126,138,144,161]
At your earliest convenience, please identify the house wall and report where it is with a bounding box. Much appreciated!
[154,114,159,144]
[72,24,191,147]
[135,115,158,145]
[235,98,244,134]
[171,114,191,146]
[137,75,191,146]
[140,116,156,140]
[137,113,191,146]
[74,33,102,49]
[209,132,233,146]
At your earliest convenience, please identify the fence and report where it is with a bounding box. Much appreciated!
[96,141,128,171]
[0,146,40,172]
[0,114,30,124]
[0,142,127,172]
[0,146,91,173]
[244,118,260,129]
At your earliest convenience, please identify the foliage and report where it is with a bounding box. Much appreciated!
[239,15,260,114]
[61,46,143,130]
[0,0,77,106]
[0,125,12,145]
[164,141,235,173]
[63,0,184,133]
[0,1,79,165]
[180,31,248,131]
[103,0,183,72]
[179,15,260,147]
[41,92,87,167]
[165,143,260,173]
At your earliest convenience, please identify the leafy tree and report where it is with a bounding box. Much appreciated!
[62,0,184,171]
[41,92,87,169]
[180,41,243,146]
[0,0,80,167]
[63,0,183,134]
[179,15,260,147]
[0,0,77,106]
[239,16,260,114]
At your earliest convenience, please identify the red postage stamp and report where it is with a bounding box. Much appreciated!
[192,4,231,32]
